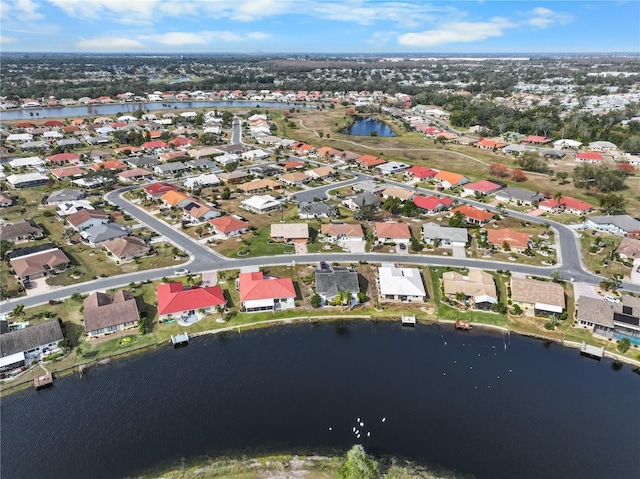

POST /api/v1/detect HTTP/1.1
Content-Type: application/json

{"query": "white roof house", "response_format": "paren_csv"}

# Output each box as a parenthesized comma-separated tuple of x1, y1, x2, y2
(241, 149, 271, 161)
(9, 156, 44, 168)
(378, 264, 426, 301)
(214, 153, 240, 166)
(6, 172, 49, 188)
(553, 139, 582, 149)
(183, 173, 221, 190)
(240, 195, 281, 214)
(6, 133, 33, 142)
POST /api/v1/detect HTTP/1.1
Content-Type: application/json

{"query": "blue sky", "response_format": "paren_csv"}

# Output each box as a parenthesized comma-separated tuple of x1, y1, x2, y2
(1, 1, 638, 53)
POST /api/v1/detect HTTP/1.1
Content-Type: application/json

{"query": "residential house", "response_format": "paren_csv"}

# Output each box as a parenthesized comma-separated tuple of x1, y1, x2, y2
(413, 195, 454, 214)
(588, 141, 617, 152)
(463, 180, 502, 196)
(81, 223, 130, 246)
(315, 267, 360, 304)
(381, 186, 415, 202)
(616, 237, 640, 260)
(495, 187, 543, 206)
(249, 165, 280, 178)
(182, 201, 221, 223)
(299, 201, 331, 219)
(377, 161, 409, 175)
(577, 296, 640, 342)
(157, 282, 226, 320)
(91, 160, 126, 172)
(342, 191, 381, 211)
(476, 138, 507, 150)
(141, 140, 169, 152)
(0, 320, 64, 372)
(214, 153, 241, 167)
(240, 195, 281, 214)
(66, 208, 110, 232)
(521, 135, 552, 145)
(355, 155, 386, 169)
(290, 142, 315, 156)
(320, 223, 365, 242)
(0, 219, 44, 243)
(103, 236, 151, 261)
(378, 264, 427, 302)
(315, 146, 342, 159)
(241, 149, 270, 162)
(126, 156, 160, 169)
(270, 223, 309, 243)
(118, 168, 154, 183)
(143, 182, 177, 199)
(452, 205, 494, 225)
(238, 178, 283, 194)
(511, 277, 565, 316)
(183, 173, 221, 190)
(280, 160, 305, 171)
(585, 215, 640, 237)
(421, 223, 468, 247)
(575, 152, 604, 163)
(279, 172, 311, 186)
(553, 139, 582, 149)
(238, 271, 296, 312)
(56, 200, 94, 217)
(375, 222, 411, 244)
(487, 228, 531, 252)
(442, 270, 497, 310)
(208, 216, 250, 238)
(160, 190, 192, 209)
(6, 172, 49, 188)
(50, 166, 85, 180)
(46, 188, 85, 205)
(154, 162, 187, 176)
(0, 192, 13, 207)
(9, 156, 45, 169)
(8, 244, 71, 281)
(539, 196, 594, 215)
(434, 171, 468, 189)
(83, 290, 140, 337)
(185, 158, 216, 170)
(405, 165, 438, 180)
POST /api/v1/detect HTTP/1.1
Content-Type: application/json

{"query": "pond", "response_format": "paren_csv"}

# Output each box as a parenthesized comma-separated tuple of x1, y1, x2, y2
(344, 117, 396, 136)
(1, 321, 638, 479)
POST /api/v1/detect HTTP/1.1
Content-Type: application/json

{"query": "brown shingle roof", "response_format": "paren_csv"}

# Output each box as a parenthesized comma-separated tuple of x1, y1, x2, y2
(83, 290, 139, 333)
(9, 248, 71, 278)
(0, 219, 43, 241)
(102, 236, 150, 260)
(510, 277, 565, 309)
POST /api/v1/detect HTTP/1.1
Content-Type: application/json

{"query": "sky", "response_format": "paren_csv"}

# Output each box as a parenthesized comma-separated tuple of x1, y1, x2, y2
(0, 0, 639, 54)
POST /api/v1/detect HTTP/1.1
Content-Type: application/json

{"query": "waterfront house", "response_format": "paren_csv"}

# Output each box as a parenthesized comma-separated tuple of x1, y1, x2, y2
(0, 320, 64, 372)
(83, 290, 140, 337)
(442, 270, 497, 310)
(157, 282, 226, 321)
(378, 264, 427, 302)
(315, 267, 360, 305)
(577, 296, 640, 342)
(510, 277, 565, 316)
(238, 271, 296, 312)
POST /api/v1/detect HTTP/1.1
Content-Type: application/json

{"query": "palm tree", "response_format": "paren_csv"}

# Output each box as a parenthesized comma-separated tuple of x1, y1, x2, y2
(10, 303, 25, 318)
(553, 191, 564, 208)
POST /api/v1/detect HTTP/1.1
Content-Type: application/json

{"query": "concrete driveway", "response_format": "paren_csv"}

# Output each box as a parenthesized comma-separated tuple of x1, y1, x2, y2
(452, 245, 467, 259)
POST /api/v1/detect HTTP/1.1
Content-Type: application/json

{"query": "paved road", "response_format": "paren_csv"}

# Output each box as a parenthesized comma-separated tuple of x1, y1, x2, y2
(230, 118, 243, 145)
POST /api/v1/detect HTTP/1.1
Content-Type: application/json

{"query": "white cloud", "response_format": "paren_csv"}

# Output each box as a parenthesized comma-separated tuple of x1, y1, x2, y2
(0, 34, 16, 44)
(0, 1, 12, 19)
(312, 1, 445, 27)
(526, 7, 572, 29)
(14, 0, 42, 20)
(366, 31, 398, 44)
(246, 31, 270, 40)
(74, 37, 145, 51)
(141, 30, 267, 45)
(398, 18, 514, 47)
(47, 0, 158, 24)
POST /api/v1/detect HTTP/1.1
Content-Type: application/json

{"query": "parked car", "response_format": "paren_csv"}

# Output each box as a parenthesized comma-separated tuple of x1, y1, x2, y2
(399, 243, 407, 250)
(173, 268, 190, 275)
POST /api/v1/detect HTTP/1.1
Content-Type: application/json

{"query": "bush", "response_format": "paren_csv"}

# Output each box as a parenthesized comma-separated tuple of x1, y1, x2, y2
(357, 292, 366, 303)
(310, 293, 322, 308)
(617, 337, 631, 354)
(42, 210, 53, 217)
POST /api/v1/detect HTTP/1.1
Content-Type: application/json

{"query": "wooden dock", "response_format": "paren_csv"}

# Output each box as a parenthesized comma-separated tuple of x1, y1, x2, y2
(455, 319, 472, 330)
(171, 332, 190, 348)
(34, 372, 53, 390)
(401, 315, 416, 327)
(580, 341, 604, 360)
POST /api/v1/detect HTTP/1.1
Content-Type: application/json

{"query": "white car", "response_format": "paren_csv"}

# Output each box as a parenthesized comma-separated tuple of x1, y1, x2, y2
(603, 295, 620, 304)
(173, 268, 190, 275)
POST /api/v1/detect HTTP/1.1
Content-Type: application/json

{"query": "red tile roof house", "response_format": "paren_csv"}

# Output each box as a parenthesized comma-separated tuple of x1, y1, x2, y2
(475, 138, 507, 150)
(405, 165, 438, 180)
(463, 180, 502, 196)
(521, 135, 552, 145)
(142, 182, 177, 199)
(487, 228, 531, 252)
(46, 152, 80, 165)
(141, 140, 169, 152)
(157, 282, 226, 321)
(50, 166, 85, 179)
(413, 195, 454, 214)
(575, 152, 604, 163)
(238, 271, 297, 313)
(208, 216, 250, 238)
(434, 171, 468, 189)
(538, 197, 595, 215)
(355, 155, 386, 169)
(290, 142, 315, 156)
(452, 205, 494, 225)
(375, 222, 411, 244)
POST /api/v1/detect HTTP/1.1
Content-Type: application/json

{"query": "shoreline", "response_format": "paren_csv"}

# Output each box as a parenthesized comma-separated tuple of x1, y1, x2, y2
(3, 314, 638, 397)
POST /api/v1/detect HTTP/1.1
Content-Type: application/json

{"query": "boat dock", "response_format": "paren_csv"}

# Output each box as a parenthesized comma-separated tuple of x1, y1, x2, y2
(34, 372, 53, 390)
(401, 315, 416, 327)
(455, 319, 472, 330)
(580, 341, 604, 360)
(171, 332, 190, 348)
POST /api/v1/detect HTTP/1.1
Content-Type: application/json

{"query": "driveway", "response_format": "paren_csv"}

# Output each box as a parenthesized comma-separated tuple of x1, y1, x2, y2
(340, 239, 366, 253)
(451, 245, 467, 259)
(294, 242, 308, 254)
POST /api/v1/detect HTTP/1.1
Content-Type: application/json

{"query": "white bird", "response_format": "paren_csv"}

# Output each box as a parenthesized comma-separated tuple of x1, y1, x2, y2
(509, 369, 513, 373)
(470, 367, 473, 370)
(360, 422, 364, 427)
(443, 373, 446, 376)
(357, 417, 360, 422)
(382, 417, 386, 422)
(355, 429, 360, 435)
(367, 432, 371, 437)
(329, 427, 332, 431)
(353, 427, 356, 432)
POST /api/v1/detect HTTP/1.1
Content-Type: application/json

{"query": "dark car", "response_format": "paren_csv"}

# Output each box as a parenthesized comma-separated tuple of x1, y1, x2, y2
(399, 243, 406, 250)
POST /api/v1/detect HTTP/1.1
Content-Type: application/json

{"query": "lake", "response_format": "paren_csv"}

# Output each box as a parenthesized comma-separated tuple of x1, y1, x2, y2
(0, 101, 311, 121)
(1, 321, 638, 479)
(344, 117, 397, 136)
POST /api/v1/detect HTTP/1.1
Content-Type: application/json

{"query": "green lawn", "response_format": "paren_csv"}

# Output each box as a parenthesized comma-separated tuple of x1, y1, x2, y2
(578, 233, 630, 278)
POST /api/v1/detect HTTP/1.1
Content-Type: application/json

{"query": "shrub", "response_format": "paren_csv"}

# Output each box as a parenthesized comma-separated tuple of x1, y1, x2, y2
(310, 293, 321, 308)
(357, 292, 366, 304)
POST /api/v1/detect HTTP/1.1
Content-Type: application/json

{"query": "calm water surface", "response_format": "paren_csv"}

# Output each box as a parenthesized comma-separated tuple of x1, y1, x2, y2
(344, 117, 396, 136)
(0, 101, 310, 121)
(1, 321, 638, 479)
